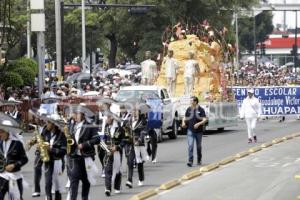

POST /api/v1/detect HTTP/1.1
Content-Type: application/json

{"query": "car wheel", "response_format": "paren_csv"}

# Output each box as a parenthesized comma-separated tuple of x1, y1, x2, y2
(217, 127, 224, 132)
(169, 120, 178, 139)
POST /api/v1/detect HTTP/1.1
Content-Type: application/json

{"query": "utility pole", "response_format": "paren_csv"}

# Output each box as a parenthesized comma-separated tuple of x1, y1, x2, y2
(55, 0, 62, 79)
(27, 0, 31, 58)
(253, 13, 257, 73)
(82, 0, 87, 72)
(235, 11, 240, 70)
(30, 0, 46, 96)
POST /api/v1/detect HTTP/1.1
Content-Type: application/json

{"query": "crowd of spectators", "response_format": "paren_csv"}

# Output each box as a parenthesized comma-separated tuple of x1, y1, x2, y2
(231, 62, 300, 86)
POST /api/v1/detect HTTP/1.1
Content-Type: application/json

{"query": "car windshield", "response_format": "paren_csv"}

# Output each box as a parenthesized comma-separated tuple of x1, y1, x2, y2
(115, 90, 159, 101)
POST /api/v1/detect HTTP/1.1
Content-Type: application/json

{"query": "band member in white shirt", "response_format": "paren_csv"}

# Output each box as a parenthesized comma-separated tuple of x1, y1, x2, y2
(184, 51, 200, 96)
(0, 113, 28, 200)
(240, 88, 262, 143)
(141, 51, 158, 85)
(164, 50, 179, 97)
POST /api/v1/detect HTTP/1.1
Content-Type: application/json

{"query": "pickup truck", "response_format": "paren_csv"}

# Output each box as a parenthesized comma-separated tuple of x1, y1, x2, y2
(113, 85, 180, 142)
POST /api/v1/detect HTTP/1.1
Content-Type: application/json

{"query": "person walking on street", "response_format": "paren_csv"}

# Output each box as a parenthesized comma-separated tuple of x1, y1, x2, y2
(240, 88, 261, 143)
(181, 96, 207, 167)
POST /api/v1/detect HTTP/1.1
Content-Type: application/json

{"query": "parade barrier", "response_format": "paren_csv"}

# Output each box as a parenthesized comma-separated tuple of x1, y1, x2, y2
(131, 132, 300, 200)
(232, 86, 300, 116)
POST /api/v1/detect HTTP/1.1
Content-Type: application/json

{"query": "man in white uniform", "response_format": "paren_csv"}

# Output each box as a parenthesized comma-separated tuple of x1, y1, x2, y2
(164, 50, 179, 97)
(184, 51, 200, 96)
(240, 88, 261, 143)
(141, 51, 158, 85)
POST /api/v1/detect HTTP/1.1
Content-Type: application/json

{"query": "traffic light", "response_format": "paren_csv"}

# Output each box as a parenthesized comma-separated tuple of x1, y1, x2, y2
(261, 43, 266, 55)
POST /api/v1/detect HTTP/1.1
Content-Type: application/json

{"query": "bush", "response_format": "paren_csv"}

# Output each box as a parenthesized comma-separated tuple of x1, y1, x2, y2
(12, 67, 36, 86)
(10, 58, 38, 74)
(2, 72, 24, 88)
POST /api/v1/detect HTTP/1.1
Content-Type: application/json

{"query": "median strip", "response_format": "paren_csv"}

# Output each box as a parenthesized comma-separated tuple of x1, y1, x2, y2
(219, 156, 236, 165)
(261, 142, 273, 148)
(235, 151, 250, 159)
(249, 146, 262, 153)
(130, 189, 158, 200)
(199, 163, 219, 172)
(181, 170, 202, 181)
(282, 135, 293, 140)
(272, 138, 284, 144)
(295, 175, 300, 179)
(159, 179, 181, 190)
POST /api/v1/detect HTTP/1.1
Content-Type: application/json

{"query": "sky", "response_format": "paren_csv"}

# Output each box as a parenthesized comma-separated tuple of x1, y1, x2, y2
(270, 0, 300, 29)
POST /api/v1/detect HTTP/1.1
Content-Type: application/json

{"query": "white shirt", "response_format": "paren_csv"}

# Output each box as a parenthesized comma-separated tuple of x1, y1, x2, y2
(141, 59, 157, 79)
(165, 57, 179, 79)
(240, 96, 261, 118)
(75, 121, 84, 144)
(184, 59, 198, 78)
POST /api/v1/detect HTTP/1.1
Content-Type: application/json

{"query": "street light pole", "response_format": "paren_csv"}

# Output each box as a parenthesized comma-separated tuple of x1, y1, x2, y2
(294, 10, 298, 71)
(27, 0, 31, 58)
(55, 0, 62, 78)
(82, 0, 86, 72)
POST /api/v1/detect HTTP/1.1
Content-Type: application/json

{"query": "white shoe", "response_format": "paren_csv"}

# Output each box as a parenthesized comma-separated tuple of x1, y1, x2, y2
(126, 181, 133, 188)
(152, 158, 157, 163)
(101, 170, 105, 178)
(138, 180, 144, 186)
(65, 179, 70, 188)
(32, 192, 40, 197)
(115, 190, 121, 194)
(146, 155, 150, 161)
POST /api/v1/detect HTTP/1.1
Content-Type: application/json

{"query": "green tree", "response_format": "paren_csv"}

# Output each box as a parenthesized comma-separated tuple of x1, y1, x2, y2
(238, 11, 273, 52)
(10, 57, 38, 73)
(12, 67, 35, 86)
(1, 71, 24, 87)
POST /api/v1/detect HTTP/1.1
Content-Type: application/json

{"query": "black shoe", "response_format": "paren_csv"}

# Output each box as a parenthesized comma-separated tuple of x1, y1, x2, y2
(253, 136, 257, 143)
(187, 162, 192, 167)
(248, 138, 252, 143)
(105, 189, 111, 197)
(197, 161, 202, 166)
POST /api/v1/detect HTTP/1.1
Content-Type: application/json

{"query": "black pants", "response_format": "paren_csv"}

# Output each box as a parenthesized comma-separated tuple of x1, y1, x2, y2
(68, 157, 90, 200)
(44, 161, 62, 200)
(125, 144, 135, 183)
(0, 177, 23, 200)
(126, 145, 144, 182)
(97, 145, 106, 170)
(146, 129, 157, 161)
(34, 151, 43, 193)
(104, 153, 122, 191)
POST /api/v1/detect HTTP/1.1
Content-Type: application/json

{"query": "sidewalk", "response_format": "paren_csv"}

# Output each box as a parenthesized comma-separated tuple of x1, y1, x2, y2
(152, 137, 300, 200)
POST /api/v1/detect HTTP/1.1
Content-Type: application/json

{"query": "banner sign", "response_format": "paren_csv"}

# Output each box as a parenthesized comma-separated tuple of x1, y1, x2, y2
(232, 86, 300, 116)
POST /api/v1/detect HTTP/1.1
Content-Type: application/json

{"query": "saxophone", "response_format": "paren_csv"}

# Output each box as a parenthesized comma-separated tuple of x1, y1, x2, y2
(64, 124, 74, 155)
(35, 126, 50, 162)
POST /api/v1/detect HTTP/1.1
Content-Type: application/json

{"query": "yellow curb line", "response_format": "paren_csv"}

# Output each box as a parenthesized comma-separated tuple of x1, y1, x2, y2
(219, 156, 236, 165)
(298, 195, 300, 200)
(130, 189, 158, 200)
(159, 179, 181, 190)
(261, 142, 273, 148)
(249, 146, 262, 153)
(199, 163, 219, 172)
(181, 170, 202, 181)
(272, 138, 284, 144)
(235, 151, 250, 159)
(282, 135, 293, 140)
(295, 175, 300, 179)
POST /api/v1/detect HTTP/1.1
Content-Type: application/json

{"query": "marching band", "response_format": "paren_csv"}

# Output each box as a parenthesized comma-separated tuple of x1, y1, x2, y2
(0, 97, 161, 199)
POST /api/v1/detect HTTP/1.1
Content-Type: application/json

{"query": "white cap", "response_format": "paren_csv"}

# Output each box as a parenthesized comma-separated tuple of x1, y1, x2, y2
(248, 88, 254, 93)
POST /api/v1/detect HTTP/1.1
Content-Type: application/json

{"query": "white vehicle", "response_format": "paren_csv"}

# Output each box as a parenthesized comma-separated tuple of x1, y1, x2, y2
(114, 85, 180, 142)
(177, 96, 238, 132)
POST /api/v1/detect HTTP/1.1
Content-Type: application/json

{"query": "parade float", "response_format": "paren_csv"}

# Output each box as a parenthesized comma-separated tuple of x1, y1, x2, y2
(156, 22, 238, 130)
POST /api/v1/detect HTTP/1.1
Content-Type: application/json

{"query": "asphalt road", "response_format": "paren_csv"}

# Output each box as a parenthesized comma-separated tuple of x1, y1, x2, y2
(21, 117, 300, 200)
